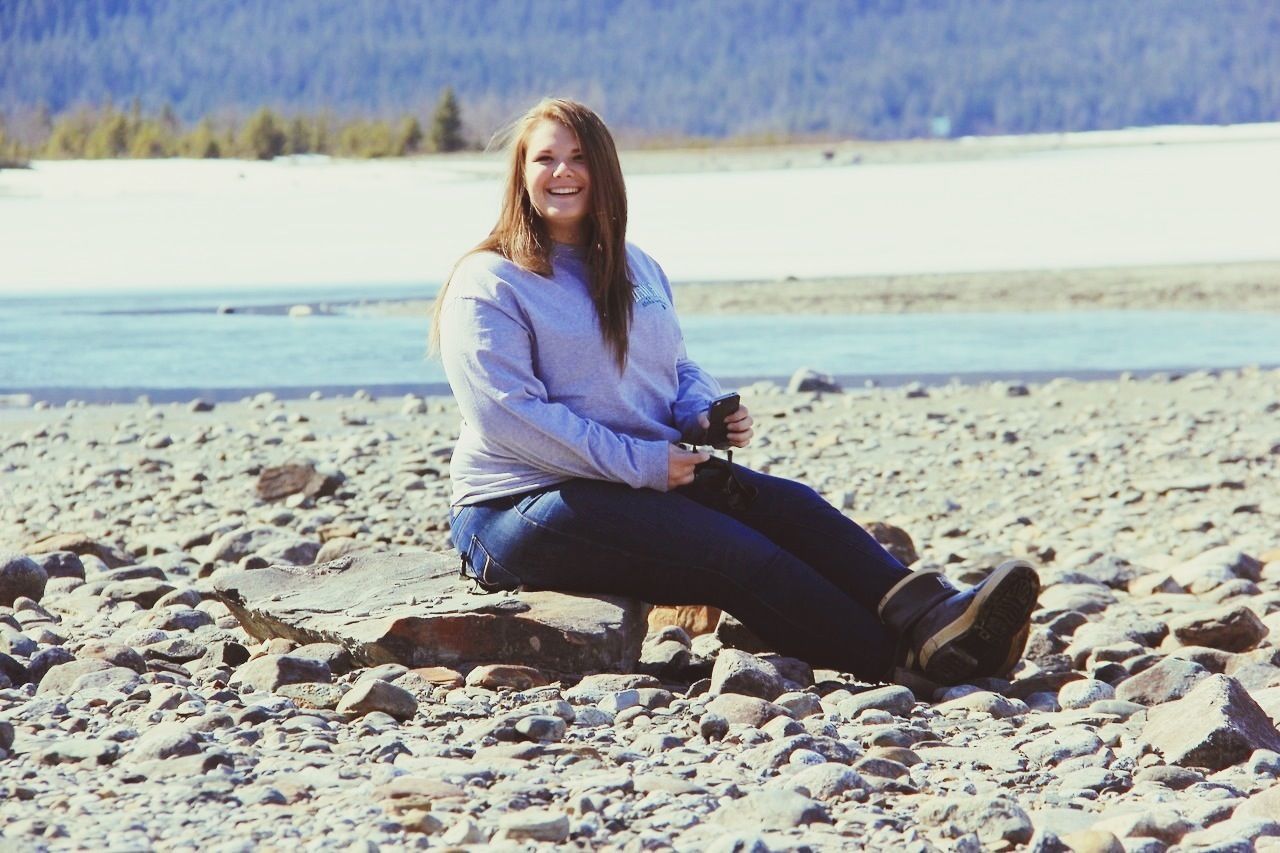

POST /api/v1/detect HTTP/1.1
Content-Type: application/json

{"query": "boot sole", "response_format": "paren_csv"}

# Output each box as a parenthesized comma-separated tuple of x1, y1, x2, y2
(920, 560, 1040, 684)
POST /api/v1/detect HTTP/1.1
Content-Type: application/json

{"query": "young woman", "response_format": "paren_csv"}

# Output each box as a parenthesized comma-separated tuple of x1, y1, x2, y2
(432, 98, 1039, 687)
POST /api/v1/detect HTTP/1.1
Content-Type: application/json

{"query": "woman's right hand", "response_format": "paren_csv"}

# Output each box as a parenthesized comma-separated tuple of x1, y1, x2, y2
(668, 444, 710, 490)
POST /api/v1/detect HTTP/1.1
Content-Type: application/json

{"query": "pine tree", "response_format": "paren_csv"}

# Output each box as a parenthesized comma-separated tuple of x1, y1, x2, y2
(429, 87, 464, 153)
(240, 108, 286, 160)
(396, 116, 424, 155)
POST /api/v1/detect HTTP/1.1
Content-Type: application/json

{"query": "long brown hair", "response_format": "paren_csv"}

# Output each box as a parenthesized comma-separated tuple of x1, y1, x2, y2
(430, 98, 633, 369)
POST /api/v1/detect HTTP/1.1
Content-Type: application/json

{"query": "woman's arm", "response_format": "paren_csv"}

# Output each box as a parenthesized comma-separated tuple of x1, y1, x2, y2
(440, 292, 672, 491)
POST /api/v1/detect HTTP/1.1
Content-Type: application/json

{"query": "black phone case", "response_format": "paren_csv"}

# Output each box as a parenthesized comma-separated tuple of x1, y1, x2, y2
(706, 395, 739, 448)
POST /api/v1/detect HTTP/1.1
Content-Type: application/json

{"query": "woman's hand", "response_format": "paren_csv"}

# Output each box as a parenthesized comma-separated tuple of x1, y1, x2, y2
(698, 404, 754, 448)
(668, 444, 709, 489)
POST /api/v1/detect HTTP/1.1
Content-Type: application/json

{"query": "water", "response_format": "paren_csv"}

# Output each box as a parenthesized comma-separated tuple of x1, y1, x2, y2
(3, 288, 1278, 403)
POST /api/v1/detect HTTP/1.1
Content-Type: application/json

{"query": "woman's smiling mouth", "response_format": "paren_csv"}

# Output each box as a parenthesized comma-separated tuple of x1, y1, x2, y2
(548, 187, 582, 196)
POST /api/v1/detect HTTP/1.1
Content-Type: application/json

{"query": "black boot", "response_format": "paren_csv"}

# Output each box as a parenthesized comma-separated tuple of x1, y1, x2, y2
(878, 560, 1040, 685)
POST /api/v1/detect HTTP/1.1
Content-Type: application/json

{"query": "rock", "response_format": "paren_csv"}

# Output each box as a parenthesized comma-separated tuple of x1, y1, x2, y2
(255, 462, 344, 502)
(710, 649, 785, 700)
(465, 664, 549, 690)
(1140, 674, 1280, 770)
(700, 713, 730, 741)
(214, 551, 649, 674)
(26, 647, 74, 684)
(100, 578, 177, 609)
(33, 551, 85, 580)
(1059, 830, 1125, 853)
(1115, 656, 1210, 706)
(24, 533, 132, 568)
(38, 658, 112, 694)
(705, 694, 790, 727)
(337, 679, 418, 721)
(647, 604, 721, 636)
(408, 666, 464, 688)
(837, 685, 916, 718)
(565, 673, 660, 703)
(1168, 604, 1268, 652)
(291, 642, 354, 675)
(314, 537, 371, 564)
(787, 368, 841, 394)
(0, 552, 47, 605)
(208, 526, 314, 565)
(915, 796, 1034, 847)
(130, 723, 201, 761)
(231, 654, 332, 692)
(1059, 679, 1116, 710)
(1090, 808, 1193, 844)
(38, 737, 120, 766)
(714, 611, 773, 654)
(862, 521, 919, 566)
(514, 715, 567, 742)
(276, 682, 347, 710)
(495, 811, 570, 843)
(713, 789, 831, 830)
(1019, 726, 1104, 766)
(1234, 784, 1280, 821)
(934, 690, 1026, 718)
(1171, 548, 1263, 591)
(785, 764, 868, 800)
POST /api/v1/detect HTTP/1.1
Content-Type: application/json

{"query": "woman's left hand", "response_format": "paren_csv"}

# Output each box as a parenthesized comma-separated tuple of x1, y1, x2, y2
(698, 404, 754, 448)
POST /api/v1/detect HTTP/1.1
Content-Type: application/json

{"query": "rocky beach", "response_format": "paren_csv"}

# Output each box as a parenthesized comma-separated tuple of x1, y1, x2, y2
(3, 363, 1280, 851)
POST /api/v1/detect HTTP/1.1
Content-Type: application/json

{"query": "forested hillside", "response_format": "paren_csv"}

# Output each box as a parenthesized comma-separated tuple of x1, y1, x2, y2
(2, 0, 1277, 141)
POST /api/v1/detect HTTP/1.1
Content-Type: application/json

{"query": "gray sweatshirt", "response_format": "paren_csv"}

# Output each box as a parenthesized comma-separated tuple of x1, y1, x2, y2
(439, 242, 722, 506)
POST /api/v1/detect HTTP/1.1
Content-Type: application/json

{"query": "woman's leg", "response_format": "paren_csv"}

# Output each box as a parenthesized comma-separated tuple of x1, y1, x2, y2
(677, 463, 910, 611)
(449, 480, 896, 680)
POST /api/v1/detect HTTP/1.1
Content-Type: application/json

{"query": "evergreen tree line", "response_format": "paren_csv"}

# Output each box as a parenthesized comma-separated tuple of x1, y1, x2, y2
(0, 88, 466, 165)
(2, 0, 1277, 147)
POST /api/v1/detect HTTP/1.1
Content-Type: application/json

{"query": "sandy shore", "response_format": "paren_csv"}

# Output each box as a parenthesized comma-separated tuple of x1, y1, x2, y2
(345, 259, 1280, 318)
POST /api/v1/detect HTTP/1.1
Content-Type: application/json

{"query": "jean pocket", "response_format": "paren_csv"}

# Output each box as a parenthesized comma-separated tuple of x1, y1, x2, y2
(464, 534, 522, 592)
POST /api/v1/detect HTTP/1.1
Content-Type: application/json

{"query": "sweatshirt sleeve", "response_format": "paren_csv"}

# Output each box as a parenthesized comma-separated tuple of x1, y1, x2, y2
(439, 274, 672, 492)
(650, 259, 723, 443)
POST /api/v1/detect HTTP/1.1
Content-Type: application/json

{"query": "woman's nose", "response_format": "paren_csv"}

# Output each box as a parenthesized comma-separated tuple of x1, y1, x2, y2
(553, 160, 573, 177)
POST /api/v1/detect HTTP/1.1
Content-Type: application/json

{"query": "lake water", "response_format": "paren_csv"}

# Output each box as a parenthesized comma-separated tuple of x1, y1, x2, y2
(2, 287, 1278, 403)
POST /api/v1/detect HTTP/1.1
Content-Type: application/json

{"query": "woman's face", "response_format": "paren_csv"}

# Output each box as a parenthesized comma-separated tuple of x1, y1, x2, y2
(523, 119, 590, 244)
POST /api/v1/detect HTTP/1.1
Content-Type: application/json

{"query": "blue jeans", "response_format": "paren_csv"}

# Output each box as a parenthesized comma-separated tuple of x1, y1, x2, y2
(448, 463, 910, 680)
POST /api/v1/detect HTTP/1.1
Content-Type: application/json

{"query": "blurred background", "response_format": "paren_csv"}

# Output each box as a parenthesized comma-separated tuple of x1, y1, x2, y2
(2, 0, 1278, 401)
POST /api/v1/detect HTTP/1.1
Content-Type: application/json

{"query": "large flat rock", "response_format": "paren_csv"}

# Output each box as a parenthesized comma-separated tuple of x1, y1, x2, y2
(212, 550, 648, 675)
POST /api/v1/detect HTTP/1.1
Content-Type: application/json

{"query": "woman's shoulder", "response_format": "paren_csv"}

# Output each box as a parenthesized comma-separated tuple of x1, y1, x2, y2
(625, 242, 671, 290)
(448, 251, 526, 299)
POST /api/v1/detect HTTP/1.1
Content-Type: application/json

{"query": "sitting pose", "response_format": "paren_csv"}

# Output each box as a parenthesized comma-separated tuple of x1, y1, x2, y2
(432, 98, 1039, 686)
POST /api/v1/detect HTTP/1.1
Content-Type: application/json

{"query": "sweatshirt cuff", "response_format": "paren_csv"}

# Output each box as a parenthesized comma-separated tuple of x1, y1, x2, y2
(674, 399, 711, 444)
(639, 440, 671, 492)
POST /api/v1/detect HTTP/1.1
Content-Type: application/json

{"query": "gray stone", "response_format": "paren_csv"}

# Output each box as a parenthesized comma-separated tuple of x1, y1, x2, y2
(24, 533, 132, 568)
(837, 685, 915, 718)
(291, 642, 355, 675)
(785, 764, 868, 800)
(710, 649, 785, 700)
(100, 578, 177, 608)
(336, 678, 418, 721)
(33, 551, 85, 580)
(38, 658, 112, 694)
(713, 789, 831, 830)
(705, 694, 791, 727)
(514, 714, 567, 742)
(1168, 604, 1268, 652)
(1059, 678, 1116, 710)
(915, 796, 1035, 847)
(495, 811, 570, 843)
(1019, 726, 1104, 766)
(78, 641, 147, 674)
(275, 682, 347, 710)
(1116, 656, 1210, 705)
(1140, 674, 1280, 770)
(787, 368, 841, 394)
(232, 654, 332, 692)
(214, 551, 649, 673)
(0, 552, 47, 605)
(565, 673, 660, 703)
(700, 712, 730, 741)
(37, 736, 119, 766)
(1090, 807, 1193, 844)
(934, 690, 1026, 718)
(130, 723, 201, 761)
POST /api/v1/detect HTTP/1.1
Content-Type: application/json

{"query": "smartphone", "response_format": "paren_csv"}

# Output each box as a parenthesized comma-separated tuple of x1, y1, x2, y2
(705, 392, 740, 449)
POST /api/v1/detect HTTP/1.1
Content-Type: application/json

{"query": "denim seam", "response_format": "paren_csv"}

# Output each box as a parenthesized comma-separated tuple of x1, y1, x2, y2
(507, 505, 858, 640)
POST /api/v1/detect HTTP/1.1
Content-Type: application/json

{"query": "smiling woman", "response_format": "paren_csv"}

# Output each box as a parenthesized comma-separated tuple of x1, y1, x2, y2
(426, 97, 1040, 688)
